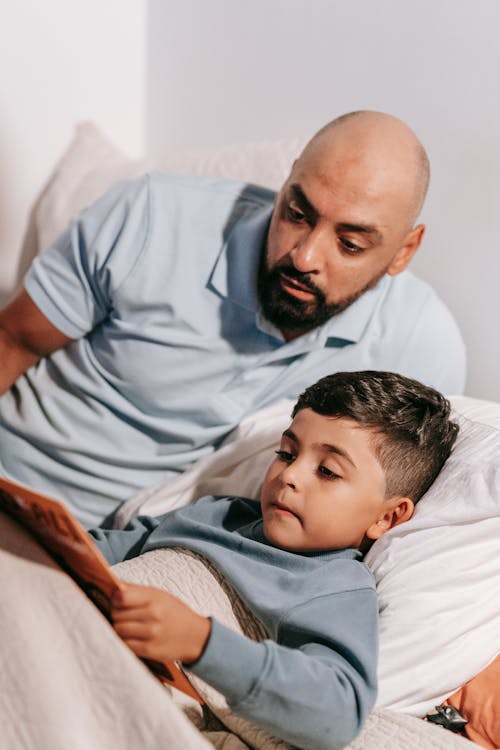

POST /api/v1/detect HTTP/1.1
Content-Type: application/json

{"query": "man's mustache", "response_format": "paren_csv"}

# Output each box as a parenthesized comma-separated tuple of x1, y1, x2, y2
(272, 263, 324, 299)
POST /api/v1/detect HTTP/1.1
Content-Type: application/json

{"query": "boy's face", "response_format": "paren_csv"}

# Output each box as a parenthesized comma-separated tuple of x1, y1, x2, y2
(260, 408, 408, 552)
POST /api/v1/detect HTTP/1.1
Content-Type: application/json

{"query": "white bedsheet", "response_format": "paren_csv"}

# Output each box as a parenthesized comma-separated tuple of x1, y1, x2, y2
(0, 513, 479, 750)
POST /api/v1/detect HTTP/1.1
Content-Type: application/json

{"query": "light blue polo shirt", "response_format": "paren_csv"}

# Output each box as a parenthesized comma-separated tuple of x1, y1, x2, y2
(0, 174, 466, 526)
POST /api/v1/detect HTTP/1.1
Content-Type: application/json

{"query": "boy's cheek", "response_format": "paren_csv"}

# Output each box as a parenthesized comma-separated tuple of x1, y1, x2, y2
(260, 464, 281, 503)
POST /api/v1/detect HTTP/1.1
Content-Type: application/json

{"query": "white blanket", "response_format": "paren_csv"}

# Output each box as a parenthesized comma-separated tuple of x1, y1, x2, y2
(0, 513, 479, 750)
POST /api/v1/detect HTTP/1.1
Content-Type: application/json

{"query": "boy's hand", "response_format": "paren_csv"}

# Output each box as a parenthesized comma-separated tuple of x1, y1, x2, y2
(111, 582, 211, 665)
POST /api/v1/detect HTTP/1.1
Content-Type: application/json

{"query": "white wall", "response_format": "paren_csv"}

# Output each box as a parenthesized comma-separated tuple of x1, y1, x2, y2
(1, 1, 498, 401)
(0, 0, 146, 300)
(147, 0, 500, 402)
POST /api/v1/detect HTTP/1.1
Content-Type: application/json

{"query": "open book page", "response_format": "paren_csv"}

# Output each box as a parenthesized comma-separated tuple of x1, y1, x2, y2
(0, 475, 202, 703)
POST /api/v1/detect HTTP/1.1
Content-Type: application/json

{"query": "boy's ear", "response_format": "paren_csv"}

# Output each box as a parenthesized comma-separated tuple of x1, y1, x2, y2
(365, 497, 415, 541)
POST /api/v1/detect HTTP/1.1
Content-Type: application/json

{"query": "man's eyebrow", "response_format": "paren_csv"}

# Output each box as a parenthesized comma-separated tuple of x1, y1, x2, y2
(282, 428, 356, 468)
(289, 184, 318, 219)
(336, 222, 383, 243)
(289, 184, 382, 242)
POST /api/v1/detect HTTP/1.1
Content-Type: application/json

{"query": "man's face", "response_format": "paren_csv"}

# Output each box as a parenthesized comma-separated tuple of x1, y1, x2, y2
(259, 143, 422, 339)
(260, 409, 392, 552)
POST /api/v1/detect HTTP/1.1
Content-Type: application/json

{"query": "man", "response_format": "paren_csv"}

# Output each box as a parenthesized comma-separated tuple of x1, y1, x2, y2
(0, 111, 466, 526)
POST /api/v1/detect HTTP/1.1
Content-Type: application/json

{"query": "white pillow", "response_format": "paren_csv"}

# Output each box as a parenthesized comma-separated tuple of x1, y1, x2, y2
(35, 123, 140, 252)
(35, 122, 305, 252)
(366, 396, 500, 716)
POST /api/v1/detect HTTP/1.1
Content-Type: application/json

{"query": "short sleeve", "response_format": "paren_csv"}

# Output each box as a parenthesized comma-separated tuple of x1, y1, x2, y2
(399, 293, 467, 395)
(24, 176, 151, 339)
(376, 272, 467, 396)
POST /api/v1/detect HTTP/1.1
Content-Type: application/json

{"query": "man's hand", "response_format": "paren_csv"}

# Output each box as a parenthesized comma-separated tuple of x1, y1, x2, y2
(111, 581, 212, 665)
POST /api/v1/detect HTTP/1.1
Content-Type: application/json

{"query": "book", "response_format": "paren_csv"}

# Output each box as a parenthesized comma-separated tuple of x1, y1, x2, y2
(0, 475, 203, 704)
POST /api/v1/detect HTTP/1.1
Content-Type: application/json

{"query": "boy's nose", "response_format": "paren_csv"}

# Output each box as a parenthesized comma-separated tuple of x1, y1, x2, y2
(279, 462, 299, 490)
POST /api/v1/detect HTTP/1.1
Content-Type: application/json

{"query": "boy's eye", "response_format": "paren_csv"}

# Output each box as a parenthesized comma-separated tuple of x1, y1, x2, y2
(275, 449, 295, 463)
(318, 465, 340, 480)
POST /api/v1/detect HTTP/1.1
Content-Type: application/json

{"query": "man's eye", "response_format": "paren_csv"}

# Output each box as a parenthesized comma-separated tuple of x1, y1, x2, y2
(318, 465, 340, 480)
(275, 449, 295, 463)
(339, 237, 364, 254)
(286, 205, 306, 223)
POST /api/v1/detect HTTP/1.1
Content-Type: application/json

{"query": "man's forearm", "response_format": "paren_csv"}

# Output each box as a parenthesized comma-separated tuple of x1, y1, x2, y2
(0, 289, 74, 396)
(0, 329, 40, 395)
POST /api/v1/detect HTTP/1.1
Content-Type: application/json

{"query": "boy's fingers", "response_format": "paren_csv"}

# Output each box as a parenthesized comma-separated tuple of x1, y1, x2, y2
(111, 602, 149, 620)
(111, 582, 155, 608)
(113, 620, 151, 640)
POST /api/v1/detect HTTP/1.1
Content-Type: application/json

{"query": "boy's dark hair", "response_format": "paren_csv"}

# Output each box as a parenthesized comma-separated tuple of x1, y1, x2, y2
(292, 370, 459, 502)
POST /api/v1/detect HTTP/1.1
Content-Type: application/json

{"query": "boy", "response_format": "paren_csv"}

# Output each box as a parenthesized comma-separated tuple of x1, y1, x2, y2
(90, 370, 459, 750)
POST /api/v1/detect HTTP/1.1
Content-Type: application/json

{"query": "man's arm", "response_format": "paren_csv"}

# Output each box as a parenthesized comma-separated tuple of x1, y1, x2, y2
(0, 289, 73, 395)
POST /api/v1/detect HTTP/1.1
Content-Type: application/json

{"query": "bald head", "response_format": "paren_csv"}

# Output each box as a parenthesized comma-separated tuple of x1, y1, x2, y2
(299, 111, 430, 225)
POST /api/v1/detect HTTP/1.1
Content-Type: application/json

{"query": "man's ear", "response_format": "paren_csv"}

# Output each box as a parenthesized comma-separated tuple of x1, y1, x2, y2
(365, 497, 415, 541)
(387, 224, 425, 276)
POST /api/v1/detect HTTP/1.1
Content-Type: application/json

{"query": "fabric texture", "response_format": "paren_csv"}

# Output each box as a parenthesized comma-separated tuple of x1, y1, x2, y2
(113, 545, 479, 750)
(91, 495, 378, 750)
(113, 395, 500, 719)
(0, 512, 480, 750)
(1, 172, 464, 526)
(0, 513, 212, 750)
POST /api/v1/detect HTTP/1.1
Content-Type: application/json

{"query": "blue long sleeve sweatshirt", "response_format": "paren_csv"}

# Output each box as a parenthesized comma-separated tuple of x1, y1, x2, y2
(90, 496, 378, 750)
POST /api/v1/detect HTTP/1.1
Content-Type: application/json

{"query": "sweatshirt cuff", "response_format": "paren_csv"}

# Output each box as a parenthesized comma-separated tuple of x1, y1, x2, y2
(186, 618, 267, 706)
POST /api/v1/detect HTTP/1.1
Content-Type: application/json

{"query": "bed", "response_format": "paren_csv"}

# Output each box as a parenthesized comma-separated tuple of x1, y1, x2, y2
(3, 124, 499, 749)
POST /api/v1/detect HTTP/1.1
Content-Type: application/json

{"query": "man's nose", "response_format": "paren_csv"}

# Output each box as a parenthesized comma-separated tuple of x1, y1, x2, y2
(289, 227, 329, 274)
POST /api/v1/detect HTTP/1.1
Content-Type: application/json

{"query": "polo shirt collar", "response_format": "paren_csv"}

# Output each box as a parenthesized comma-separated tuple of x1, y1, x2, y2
(258, 278, 389, 356)
(208, 202, 272, 312)
(321, 276, 389, 346)
(208, 202, 390, 347)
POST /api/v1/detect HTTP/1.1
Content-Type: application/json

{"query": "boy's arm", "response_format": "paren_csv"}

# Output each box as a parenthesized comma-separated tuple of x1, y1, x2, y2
(191, 586, 378, 750)
(109, 582, 377, 750)
(104, 545, 377, 749)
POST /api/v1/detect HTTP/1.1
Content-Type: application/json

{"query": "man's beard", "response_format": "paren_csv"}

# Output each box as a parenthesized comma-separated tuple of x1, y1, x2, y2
(257, 252, 386, 336)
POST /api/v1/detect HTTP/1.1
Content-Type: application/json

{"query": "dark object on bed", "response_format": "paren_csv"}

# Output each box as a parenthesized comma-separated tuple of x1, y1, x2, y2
(425, 705, 468, 734)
